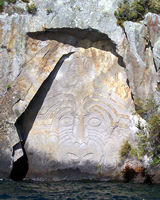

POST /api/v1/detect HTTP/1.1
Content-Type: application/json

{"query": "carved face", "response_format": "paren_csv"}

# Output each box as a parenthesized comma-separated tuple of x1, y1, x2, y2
(26, 48, 132, 168)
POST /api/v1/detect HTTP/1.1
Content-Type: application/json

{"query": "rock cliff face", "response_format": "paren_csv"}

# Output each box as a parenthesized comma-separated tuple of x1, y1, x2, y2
(0, 0, 160, 182)
(124, 13, 160, 100)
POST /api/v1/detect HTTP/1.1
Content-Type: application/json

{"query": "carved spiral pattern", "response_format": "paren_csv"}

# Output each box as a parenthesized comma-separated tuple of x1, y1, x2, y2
(26, 48, 133, 167)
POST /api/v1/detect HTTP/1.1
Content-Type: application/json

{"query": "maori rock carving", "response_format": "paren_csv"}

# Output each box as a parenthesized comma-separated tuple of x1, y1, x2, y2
(25, 47, 134, 179)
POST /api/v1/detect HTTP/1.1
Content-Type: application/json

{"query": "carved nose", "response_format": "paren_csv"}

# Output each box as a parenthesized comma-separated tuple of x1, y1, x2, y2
(73, 115, 84, 140)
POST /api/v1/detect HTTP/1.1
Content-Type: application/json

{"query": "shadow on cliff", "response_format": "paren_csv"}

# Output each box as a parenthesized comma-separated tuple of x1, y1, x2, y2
(27, 28, 125, 68)
(23, 150, 111, 181)
(10, 52, 74, 181)
(10, 28, 126, 181)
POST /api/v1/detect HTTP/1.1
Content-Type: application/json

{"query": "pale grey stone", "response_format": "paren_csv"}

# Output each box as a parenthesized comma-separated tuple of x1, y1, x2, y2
(0, 0, 160, 182)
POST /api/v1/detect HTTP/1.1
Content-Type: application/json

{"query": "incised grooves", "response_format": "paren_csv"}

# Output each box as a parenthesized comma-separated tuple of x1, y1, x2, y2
(11, 28, 127, 180)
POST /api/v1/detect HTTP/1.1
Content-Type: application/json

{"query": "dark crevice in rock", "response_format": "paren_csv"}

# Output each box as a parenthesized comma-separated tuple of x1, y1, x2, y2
(126, 78, 134, 100)
(10, 141, 28, 181)
(122, 165, 146, 183)
(144, 39, 158, 72)
(10, 52, 74, 181)
(27, 28, 112, 44)
(117, 55, 126, 68)
(144, 40, 152, 52)
(0, 45, 10, 52)
(15, 51, 74, 141)
(150, 45, 158, 72)
(122, 164, 152, 184)
(122, 165, 135, 183)
(131, 92, 134, 101)
(123, 28, 128, 42)
(153, 57, 158, 72)
(126, 78, 130, 88)
(27, 27, 126, 68)
(12, 141, 22, 156)
(144, 174, 152, 184)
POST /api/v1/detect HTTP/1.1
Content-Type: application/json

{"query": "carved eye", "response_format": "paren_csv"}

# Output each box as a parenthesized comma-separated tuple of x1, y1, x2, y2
(88, 117, 101, 127)
(59, 115, 74, 126)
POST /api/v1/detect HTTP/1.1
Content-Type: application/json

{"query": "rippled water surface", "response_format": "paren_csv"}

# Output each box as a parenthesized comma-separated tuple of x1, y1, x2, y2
(0, 180, 160, 200)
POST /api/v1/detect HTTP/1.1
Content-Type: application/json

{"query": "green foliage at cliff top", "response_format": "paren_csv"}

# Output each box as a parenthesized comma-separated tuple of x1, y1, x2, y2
(114, 0, 160, 26)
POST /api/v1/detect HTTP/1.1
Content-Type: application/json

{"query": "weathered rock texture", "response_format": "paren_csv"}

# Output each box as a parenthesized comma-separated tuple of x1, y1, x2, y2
(124, 13, 160, 100)
(24, 39, 133, 180)
(0, 0, 160, 182)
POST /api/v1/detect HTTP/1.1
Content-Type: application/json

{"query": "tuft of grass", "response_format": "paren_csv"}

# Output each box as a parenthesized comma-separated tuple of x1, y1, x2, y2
(135, 97, 158, 120)
(6, 83, 11, 90)
(77, 6, 81, 11)
(97, 164, 102, 175)
(0, 0, 30, 12)
(46, 8, 52, 15)
(26, 2, 37, 15)
(119, 140, 131, 161)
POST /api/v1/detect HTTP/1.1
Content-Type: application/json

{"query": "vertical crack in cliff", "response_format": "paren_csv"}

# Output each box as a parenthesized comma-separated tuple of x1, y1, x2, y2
(10, 28, 127, 180)
(148, 43, 158, 72)
(153, 56, 158, 72)
(10, 141, 28, 181)
(144, 36, 158, 72)
(10, 52, 74, 181)
(126, 78, 134, 100)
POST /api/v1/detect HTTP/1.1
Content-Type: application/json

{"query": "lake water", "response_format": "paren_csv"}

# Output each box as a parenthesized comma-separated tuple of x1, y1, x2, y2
(0, 180, 160, 200)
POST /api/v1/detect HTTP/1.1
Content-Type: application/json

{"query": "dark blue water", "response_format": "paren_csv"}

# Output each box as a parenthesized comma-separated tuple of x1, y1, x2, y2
(0, 180, 160, 200)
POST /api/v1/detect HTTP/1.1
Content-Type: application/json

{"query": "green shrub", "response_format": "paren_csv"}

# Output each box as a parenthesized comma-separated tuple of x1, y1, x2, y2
(6, 83, 11, 90)
(26, 2, 37, 15)
(0, 0, 30, 12)
(21, 0, 30, 3)
(0, 0, 5, 11)
(0, 0, 16, 12)
(119, 97, 160, 165)
(134, 97, 160, 165)
(135, 97, 158, 120)
(77, 6, 81, 11)
(152, 156, 160, 166)
(97, 164, 102, 175)
(6, 0, 16, 3)
(119, 140, 131, 161)
(114, 0, 160, 27)
(46, 8, 52, 15)
(149, 0, 160, 13)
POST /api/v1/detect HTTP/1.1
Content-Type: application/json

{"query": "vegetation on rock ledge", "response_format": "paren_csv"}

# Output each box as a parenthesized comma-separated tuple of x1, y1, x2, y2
(119, 140, 131, 161)
(114, 0, 160, 26)
(119, 97, 160, 166)
(26, 2, 37, 15)
(0, 0, 34, 13)
(135, 98, 160, 165)
(0, 0, 16, 11)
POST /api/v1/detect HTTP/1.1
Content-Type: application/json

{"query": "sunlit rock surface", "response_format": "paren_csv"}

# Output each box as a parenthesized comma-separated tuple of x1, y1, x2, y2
(0, 0, 160, 181)
(23, 45, 134, 180)
(124, 13, 160, 99)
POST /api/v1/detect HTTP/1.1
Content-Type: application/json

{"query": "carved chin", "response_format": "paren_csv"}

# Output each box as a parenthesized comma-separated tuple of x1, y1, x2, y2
(58, 140, 103, 164)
